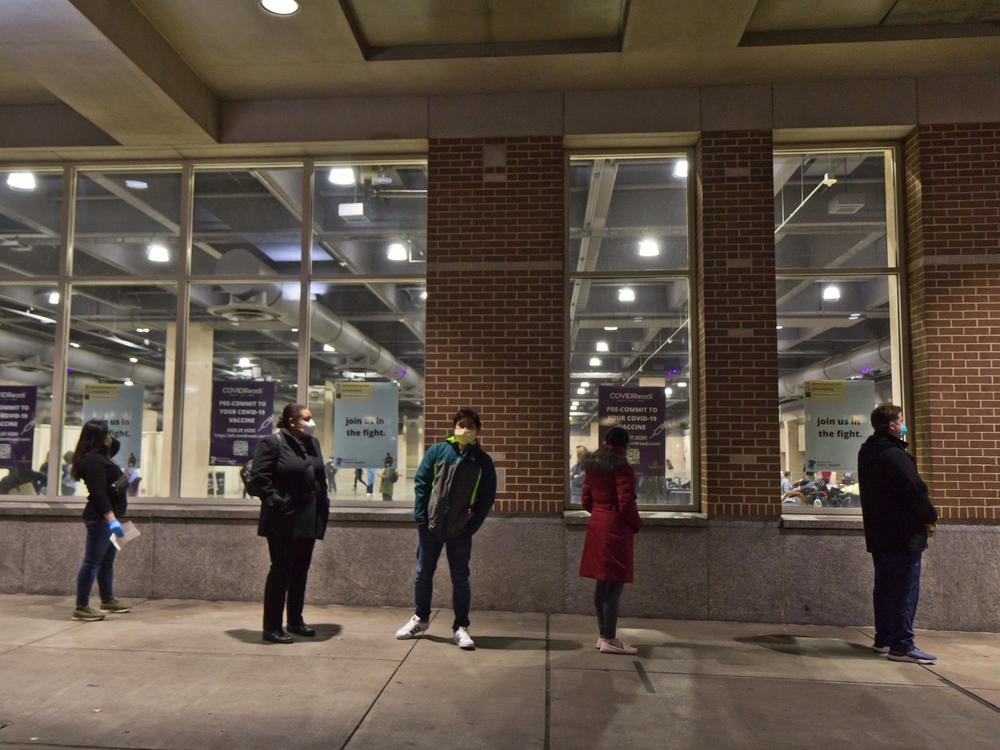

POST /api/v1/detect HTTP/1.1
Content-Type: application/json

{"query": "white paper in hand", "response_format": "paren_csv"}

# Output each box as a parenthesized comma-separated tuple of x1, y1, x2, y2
(109, 521, 141, 551)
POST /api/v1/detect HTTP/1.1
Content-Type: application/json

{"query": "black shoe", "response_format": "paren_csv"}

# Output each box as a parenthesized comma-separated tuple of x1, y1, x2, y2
(287, 622, 316, 637)
(263, 629, 294, 644)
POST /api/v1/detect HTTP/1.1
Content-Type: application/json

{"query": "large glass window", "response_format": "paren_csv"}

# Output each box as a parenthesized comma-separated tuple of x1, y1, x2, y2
(568, 154, 694, 509)
(0, 170, 63, 280)
(775, 148, 903, 511)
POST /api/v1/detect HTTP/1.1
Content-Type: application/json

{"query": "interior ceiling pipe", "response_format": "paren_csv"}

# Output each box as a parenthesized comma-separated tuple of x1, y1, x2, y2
(0, 329, 165, 388)
(213, 248, 423, 392)
(777, 338, 891, 401)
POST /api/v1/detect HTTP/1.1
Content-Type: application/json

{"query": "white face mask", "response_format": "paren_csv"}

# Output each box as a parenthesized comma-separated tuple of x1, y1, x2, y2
(299, 419, 316, 437)
(454, 427, 477, 446)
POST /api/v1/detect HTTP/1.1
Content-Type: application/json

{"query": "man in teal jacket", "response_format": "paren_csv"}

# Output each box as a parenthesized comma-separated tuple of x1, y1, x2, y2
(395, 408, 497, 649)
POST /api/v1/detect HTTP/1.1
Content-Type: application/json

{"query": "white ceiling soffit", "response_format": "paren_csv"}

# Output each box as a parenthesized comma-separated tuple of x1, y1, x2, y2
(742, 0, 1000, 46)
(339, 0, 630, 60)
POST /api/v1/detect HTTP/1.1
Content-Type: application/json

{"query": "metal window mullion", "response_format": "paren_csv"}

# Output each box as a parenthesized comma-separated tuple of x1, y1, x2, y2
(168, 163, 194, 500)
(297, 161, 314, 406)
(45, 166, 76, 497)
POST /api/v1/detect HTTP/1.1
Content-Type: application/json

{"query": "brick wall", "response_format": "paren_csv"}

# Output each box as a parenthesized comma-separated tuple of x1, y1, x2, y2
(696, 132, 780, 517)
(425, 137, 565, 514)
(905, 123, 1000, 521)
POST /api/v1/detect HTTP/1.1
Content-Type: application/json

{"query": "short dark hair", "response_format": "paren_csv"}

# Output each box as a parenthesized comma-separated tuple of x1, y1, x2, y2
(783, 471, 791, 478)
(453, 408, 481, 429)
(871, 403, 902, 430)
(278, 402, 307, 429)
(605, 426, 629, 447)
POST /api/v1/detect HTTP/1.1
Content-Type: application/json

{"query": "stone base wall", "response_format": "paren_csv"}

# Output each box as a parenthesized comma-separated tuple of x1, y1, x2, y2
(2, 513, 997, 632)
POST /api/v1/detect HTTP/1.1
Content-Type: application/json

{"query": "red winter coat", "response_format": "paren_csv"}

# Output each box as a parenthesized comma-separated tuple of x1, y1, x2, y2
(578, 445, 642, 583)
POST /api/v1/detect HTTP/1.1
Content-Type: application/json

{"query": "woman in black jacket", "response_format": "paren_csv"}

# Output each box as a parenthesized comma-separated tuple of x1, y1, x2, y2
(71, 420, 131, 621)
(250, 402, 331, 643)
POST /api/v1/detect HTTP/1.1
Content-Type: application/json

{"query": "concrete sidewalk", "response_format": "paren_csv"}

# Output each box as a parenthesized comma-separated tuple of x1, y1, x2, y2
(0, 595, 997, 749)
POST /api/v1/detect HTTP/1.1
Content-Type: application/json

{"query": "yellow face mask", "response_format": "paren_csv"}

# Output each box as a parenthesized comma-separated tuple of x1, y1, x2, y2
(454, 427, 477, 446)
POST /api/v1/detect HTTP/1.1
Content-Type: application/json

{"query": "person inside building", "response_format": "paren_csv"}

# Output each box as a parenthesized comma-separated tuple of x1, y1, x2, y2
(780, 471, 794, 497)
(379, 453, 399, 501)
(569, 444, 586, 504)
(858, 403, 938, 664)
(395, 408, 497, 650)
(579, 426, 643, 654)
(71, 420, 131, 621)
(250, 403, 331, 644)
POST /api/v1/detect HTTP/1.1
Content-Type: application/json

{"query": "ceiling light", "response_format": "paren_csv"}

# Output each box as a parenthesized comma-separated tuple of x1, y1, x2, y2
(6, 172, 36, 191)
(589, 357, 601, 367)
(136, 327, 150, 333)
(678, 381, 688, 388)
(618, 287, 635, 303)
(146, 243, 170, 263)
(290, 327, 298, 332)
(47, 291, 59, 305)
(821, 172, 838, 187)
(372, 167, 393, 186)
(328, 167, 355, 185)
(664, 387, 673, 397)
(603, 326, 618, 331)
(849, 313, 861, 319)
(260, 0, 299, 16)
(323, 343, 336, 352)
(571, 401, 579, 408)
(387, 242, 408, 261)
(69, 342, 80, 348)
(419, 290, 428, 300)
(238, 357, 251, 367)
(596, 341, 609, 352)
(125, 179, 148, 190)
(822, 285, 841, 301)
(776, 325, 783, 330)
(638, 239, 659, 257)
(577, 387, 586, 395)
(128, 356, 138, 364)
(581, 381, 590, 388)
(673, 159, 689, 179)
(123, 378, 134, 387)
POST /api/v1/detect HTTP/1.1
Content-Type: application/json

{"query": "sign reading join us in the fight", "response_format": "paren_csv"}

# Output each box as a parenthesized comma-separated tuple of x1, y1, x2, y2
(803, 379, 874, 472)
(83, 383, 144, 469)
(333, 381, 398, 469)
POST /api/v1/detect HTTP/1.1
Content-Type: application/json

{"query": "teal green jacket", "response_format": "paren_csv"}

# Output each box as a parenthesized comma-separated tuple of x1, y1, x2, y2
(414, 436, 497, 536)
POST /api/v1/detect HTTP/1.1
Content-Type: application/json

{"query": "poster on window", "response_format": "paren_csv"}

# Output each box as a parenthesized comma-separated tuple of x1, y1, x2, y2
(0, 385, 36, 469)
(803, 380, 875, 472)
(83, 383, 144, 469)
(597, 385, 666, 476)
(209, 380, 275, 466)
(333, 382, 398, 468)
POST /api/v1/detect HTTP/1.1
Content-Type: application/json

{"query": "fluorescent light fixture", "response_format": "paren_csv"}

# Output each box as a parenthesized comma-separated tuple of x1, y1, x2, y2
(290, 327, 299, 332)
(589, 357, 602, 367)
(328, 167, 355, 185)
(123, 378, 134, 387)
(580, 381, 590, 388)
(664, 387, 673, 397)
(47, 291, 59, 305)
(603, 326, 618, 331)
(338, 202, 364, 218)
(776, 325, 783, 330)
(146, 243, 169, 263)
(136, 327, 150, 333)
(323, 343, 336, 352)
(673, 159, 689, 178)
(595, 341, 609, 352)
(577, 387, 586, 395)
(387, 242, 408, 261)
(6, 172, 36, 191)
(238, 357, 251, 367)
(128, 356, 139, 364)
(260, 0, 299, 16)
(618, 287, 635, 303)
(849, 313, 861, 319)
(678, 381, 688, 388)
(571, 401, 579, 408)
(125, 179, 148, 190)
(69, 342, 80, 348)
(822, 285, 841, 301)
(638, 239, 659, 257)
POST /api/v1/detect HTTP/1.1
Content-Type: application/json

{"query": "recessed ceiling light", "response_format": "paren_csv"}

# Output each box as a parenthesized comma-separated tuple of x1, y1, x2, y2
(665, 387, 673, 397)
(677, 381, 688, 388)
(580, 381, 590, 388)
(387, 242, 408, 261)
(260, 0, 299, 16)
(577, 387, 586, 395)
(125, 179, 148, 190)
(618, 287, 635, 303)
(603, 326, 618, 331)
(6, 172, 36, 191)
(673, 159, 689, 179)
(328, 167, 355, 185)
(638, 239, 659, 257)
(596, 341, 609, 352)
(146, 243, 169, 263)
(589, 357, 601, 367)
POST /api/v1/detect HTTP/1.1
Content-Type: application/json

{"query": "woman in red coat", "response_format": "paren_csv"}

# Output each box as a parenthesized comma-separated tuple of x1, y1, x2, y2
(579, 426, 642, 654)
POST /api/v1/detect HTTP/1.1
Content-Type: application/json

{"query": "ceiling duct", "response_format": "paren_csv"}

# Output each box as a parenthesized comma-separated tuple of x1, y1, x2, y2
(778, 338, 891, 400)
(828, 193, 866, 214)
(212, 248, 423, 392)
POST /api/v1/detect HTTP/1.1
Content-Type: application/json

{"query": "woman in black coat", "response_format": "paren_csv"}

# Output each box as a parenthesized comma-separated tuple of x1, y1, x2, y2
(250, 402, 331, 643)
(71, 420, 131, 621)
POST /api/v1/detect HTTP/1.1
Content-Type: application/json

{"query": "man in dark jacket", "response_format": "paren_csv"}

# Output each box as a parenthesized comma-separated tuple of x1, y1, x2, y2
(858, 403, 938, 664)
(395, 408, 497, 650)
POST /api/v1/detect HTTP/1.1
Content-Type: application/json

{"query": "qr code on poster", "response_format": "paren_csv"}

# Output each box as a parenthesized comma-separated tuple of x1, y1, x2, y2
(233, 440, 249, 457)
(626, 447, 639, 464)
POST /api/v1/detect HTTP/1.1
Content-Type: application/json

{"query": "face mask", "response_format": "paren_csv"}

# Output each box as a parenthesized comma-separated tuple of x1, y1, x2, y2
(454, 427, 477, 446)
(299, 419, 316, 437)
(901, 423, 907, 438)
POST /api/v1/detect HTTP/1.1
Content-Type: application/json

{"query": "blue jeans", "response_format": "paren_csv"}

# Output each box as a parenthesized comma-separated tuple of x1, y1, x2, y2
(414, 525, 472, 631)
(76, 520, 116, 606)
(872, 550, 922, 652)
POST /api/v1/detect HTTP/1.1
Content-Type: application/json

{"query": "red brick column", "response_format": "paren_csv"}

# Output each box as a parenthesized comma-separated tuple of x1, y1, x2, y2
(904, 123, 1000, 521)
(696, 132, 780, 517)
(425, 137, 565, 514)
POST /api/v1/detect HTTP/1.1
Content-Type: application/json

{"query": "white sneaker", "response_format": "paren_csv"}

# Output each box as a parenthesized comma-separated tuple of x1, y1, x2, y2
(453, 626, 475, 649)
(395, 615, 429, 639)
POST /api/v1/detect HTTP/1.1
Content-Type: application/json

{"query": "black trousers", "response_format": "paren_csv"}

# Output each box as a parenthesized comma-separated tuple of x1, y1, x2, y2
(594, 580, 624, 639)
(263, 536, 315, 631)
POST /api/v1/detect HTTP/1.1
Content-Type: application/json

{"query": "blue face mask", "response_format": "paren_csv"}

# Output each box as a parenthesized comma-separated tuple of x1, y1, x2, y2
(901, 423, 907, 438)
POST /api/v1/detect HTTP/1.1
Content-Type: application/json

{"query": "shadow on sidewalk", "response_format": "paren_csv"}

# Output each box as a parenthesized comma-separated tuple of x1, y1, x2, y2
(225, 624, 343, 643)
